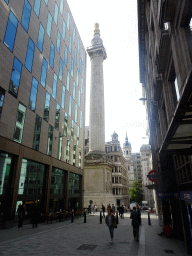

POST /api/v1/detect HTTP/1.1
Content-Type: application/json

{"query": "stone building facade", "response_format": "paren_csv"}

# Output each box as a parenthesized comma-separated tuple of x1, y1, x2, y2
(138, 0, 192, 253)
(105, 132, 129, 207)
(0, 0, 86, 227)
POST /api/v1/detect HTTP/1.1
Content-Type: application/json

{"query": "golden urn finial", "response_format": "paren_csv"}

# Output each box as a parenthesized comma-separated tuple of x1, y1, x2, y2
(94, 23, 100, 33)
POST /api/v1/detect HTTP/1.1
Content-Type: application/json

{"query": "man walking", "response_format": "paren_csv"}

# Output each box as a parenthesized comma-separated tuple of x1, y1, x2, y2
(130, 206, 141, 241)
(112, 204, 115, 214)
(102, 204, 105, 218)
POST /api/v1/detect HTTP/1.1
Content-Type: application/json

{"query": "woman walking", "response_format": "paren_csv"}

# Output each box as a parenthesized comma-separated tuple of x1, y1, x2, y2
(106, 209, 116, 244)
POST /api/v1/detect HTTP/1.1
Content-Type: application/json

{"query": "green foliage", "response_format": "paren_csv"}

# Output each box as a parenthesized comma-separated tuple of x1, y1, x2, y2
(129, 180, 143, 204)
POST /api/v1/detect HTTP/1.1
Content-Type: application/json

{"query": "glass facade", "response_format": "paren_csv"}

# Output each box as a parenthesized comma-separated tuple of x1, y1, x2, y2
(61, 86, 65, 109)
(4, 11, 18, 52)
(0, 153, 13, 195)
(49, 43, 55, 69)
(37, 23, 44, 53)
(9, 57, 22, 97)
(54, 3, 59, 25)
(71, 120, 74, 141)
(21, 0, 31, 32)
(55, 103, 60, 130)
(52, 73, 57, 99)
(59, 58, 63, 81)
(47, 125, 53, 155)
(64, 112, 68, 136)
(56, 30, 61, 53)
(67, 71, 70, 91)
(34, 0, 41, 17)
(18, 159, 45, 195)
(47, 12, 52, 37)
(29, 77, 38, 111)
(50, 167, 65, 195)
(0, 87, 5, 118)
(43, 92, 50, 122)
(13, 103, 26, 143)
(40, 58, 48, 87)
(69, 173, 80, 194)
(57, 133, 62, 160)
(25, 38, 35, 72)
(33, 115, 42, 150)
(66, 139, 70, 163)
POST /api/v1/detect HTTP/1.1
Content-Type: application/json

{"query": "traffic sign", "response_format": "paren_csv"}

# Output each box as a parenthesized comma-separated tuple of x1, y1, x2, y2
(147, 170, 158, 182)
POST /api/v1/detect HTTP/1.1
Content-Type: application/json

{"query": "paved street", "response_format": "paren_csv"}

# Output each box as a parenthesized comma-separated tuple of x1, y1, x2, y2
(0, 212, 188, 256)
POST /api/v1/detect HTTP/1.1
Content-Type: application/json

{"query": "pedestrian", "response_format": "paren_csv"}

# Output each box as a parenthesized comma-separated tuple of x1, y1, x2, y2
(130, 206, 141, 241)
(120, 205, 124, 218)
(102, 204, 105, 218)
(112, 204, 115, 214)
(18, 204, 24, 228)
(31, 204, 39, 228)
(107, 204, 112, 211)
(117, 205, 120, 216)
(95, 205, 97, 212)
(93, 205, 95, 214)
(88, 204, 91, 214)
(106, 209, 116, 244)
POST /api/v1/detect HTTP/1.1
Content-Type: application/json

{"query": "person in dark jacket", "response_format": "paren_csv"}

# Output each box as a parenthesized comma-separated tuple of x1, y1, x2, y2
(106, 209, 116, 244)
(102, 204, 105, 218)
(130, 206, 141, 241)
(31, 204, 39, 228)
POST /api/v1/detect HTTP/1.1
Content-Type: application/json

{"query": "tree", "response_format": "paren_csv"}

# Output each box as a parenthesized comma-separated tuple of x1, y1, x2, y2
(129, 180, 143, 204)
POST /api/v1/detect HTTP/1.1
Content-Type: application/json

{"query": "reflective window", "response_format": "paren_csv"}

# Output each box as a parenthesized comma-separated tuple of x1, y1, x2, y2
(43, 92, 50, 122)
(55, 103, 60, 130)
(4, 11, 18, 51)
(18, 159, 45, 195)
(71, 58, 74, 77)
(76, 69, 79, 86)
(40, 58, 47, 87)
(75, 48, 77, 65)
(79, 59, 82, 74)
(64, 46, 68, 66)
(69, 95, 72, 117)
(0, 153, 13, 195)
(81, 78, 83, 94)
(66, 139, 70, 163)
(67, 71, 70, 91)
(52, 73, 57, 99)
(77, 126, 79, 145)
(47, 125, 53, 155)
(49, 43, 55, 69)
(21, 0, 31, 32)
(25, 38, 35, 72)
(69, 36, 72, 53)
(29, 77, 38, 111)
(79, 149, 81, 168)
(64, 112, 68, 136)
(75, 104, 78, 123)
(0, 87, 5, 118)
(4, 0, 9, 4)
(33, 115, 42, 150)
(59, 58, 63, 81)
(57, 31, 61, 53)
(13, 103, 26, 143)
(57, 134, 63, 160)
(50, 168, 65, 194)
(80, 110, 82, 128)
(67, 13, 70, 30)
(47, 12, 52, 37)
(69, 173, 80, 194)
(34, 0, 41, 17)
(62, 21, 66, 40)
(73, 145, 76, 166)
(78, 39, 80, 53)
(60, 0, 64, 14)
(54, 3, 59, 25)
(9, 57, 22, 97)
(78, 90, 80, 107)
(71, 120, 74, 141)
(73, 82, 75, 100)
(37, 23, 44, 53)
(44, 0, 48, 5)
(73, 27, 76, 42)
(82, 50, 84, 63)
(61, 86, 65, 109)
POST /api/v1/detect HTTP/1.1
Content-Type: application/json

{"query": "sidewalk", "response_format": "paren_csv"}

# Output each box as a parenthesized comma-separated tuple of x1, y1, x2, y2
(0, 212, 189, 256)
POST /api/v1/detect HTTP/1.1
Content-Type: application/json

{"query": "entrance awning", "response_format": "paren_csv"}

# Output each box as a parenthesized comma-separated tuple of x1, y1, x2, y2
(160, 68, 192, 154)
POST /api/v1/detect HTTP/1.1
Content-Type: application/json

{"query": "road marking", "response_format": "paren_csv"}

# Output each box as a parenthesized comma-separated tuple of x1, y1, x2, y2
(138, 225, 145, 256)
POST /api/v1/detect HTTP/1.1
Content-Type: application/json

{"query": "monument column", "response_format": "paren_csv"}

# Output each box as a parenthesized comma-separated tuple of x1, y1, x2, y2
(87, 23, 107, 154)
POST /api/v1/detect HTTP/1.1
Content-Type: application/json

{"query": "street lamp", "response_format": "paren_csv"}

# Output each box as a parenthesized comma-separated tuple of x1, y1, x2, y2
(139, 98, 158, 106)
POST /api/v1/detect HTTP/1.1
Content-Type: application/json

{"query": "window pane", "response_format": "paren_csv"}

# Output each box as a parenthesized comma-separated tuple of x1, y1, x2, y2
(29, 77, 38, 111)
(60, 0, 64, 14)
(46, 12, 52, 37)
(67, 13, 70, 30)
(52, 73, 57, 99)
(14, 103, 26, 143)
(69, 96, 72, 117)
(47, 125, 53, 155)
(67, 71, 70, 91)
(57, 31, 61, 53)
(34, 0, 41, 17)
(37, 23, 44, 53)
(61, 86, 65, 109)
(25, 38, 35, 72)
(43, 92, 50, 122)
(33, 115, 42, 150)
(69, 36, 72, 53)
(54, 3, 59, 25)
(49, 43, 55, 69)
(0, 87, 5, 118)
(40, 58, 48, 87)
(62, 21, 66, 40)
(9, 57, 22, 97)
(59, 58, 63, 81)
(71, 58, 74, 77)
(4, 12, 18, 51)
(65, 46, 68, 66)
(21, 0, 31, 32)
(55, 103, 60, 130)
(73, 82, 75, 100)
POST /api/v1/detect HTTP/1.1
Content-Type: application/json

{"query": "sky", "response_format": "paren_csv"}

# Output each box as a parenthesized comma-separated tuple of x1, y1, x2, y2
(68, 0, 149, 152)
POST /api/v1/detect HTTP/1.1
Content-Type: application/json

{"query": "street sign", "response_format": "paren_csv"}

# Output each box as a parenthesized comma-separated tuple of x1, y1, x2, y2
(147, 170, 158, 182)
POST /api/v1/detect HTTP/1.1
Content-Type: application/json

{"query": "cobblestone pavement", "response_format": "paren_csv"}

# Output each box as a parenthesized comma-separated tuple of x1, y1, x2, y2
(0, 212, 189, 256)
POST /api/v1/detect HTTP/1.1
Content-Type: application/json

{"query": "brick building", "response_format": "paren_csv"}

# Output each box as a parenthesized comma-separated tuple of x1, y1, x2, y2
(138, 0, 192, 253)
(0, 0, 86, 227)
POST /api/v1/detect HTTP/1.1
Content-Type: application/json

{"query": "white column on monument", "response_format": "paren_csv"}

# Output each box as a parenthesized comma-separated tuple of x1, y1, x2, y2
(87, 23, 107, 154)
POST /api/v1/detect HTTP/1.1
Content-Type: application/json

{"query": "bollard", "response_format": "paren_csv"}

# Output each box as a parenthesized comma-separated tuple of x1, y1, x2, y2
(116, 211, 118, 224)
(148, 211, 151, 225)
(84, 210, 86, 223)
(99, 211, 102, 224)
